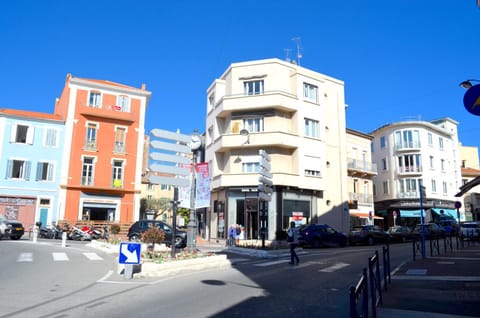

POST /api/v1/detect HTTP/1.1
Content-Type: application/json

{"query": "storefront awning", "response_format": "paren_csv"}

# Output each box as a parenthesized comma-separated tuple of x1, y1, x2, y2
(432, 208, 458, 219)
(399, 209, 424, 218)
(350, 211, 383, 219)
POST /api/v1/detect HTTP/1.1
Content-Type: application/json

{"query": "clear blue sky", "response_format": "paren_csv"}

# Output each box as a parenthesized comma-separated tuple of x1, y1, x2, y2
(1, 1, 479, 150)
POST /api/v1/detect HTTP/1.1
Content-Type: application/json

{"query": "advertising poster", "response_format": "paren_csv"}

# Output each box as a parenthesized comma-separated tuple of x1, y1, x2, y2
(178, 162, 210, 209)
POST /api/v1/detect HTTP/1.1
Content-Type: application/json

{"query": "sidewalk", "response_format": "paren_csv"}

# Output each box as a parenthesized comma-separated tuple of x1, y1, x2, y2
(377, 245, 480, 317)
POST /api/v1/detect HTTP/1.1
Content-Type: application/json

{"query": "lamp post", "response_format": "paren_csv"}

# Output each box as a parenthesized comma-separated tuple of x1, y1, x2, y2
(187, 131, 202, 252)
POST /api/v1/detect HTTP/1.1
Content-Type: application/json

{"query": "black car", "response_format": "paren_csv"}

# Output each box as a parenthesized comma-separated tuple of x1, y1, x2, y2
(387, 226, 419, 243)
(413, 223, 446, 239)
(349, 225, 389, 245)
(0, 214, 25, 240)
(298, 224, 347, 248)
(127, 220, 187, 248)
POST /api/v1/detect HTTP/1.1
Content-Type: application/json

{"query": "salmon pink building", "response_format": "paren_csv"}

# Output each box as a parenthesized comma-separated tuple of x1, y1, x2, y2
(55, 74, 151, 223)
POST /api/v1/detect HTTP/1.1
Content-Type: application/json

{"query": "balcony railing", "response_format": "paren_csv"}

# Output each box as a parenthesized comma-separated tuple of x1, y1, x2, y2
(349, 192, 374, 204)
(398, 191, 420, 199)
(347, 158, 377, 176)
(81, 176, 94, 186)
(397, 166, 423, 174)
(84, 140, 97, 151)
(394, 141, 421, 151)
(114, 142, 126, 153)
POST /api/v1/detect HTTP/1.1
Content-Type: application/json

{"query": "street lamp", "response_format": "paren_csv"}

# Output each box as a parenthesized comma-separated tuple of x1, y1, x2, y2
(459, 79, 480, 89)
(187, 130, 202, 252)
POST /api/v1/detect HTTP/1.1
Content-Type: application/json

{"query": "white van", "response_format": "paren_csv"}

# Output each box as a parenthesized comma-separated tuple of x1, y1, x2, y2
(459, 221, 480, 238)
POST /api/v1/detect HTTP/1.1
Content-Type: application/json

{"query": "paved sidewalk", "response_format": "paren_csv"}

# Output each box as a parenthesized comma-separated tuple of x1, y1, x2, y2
(377, 245, 480, 317)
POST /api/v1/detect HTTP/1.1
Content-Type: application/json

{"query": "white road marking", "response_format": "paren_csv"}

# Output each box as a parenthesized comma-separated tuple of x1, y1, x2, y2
(17, 252, 33, 262)
(319, 262, 350, 272)
(83, 252, 104, 260)
(254, 259, 290, 267)
(52, 252, 69, 261)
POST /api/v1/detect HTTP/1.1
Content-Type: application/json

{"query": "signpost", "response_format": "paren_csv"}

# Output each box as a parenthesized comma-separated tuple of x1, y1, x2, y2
(149, 128, 196, 256)
(258, 149, 272, 248)
(119, 242, 141, 279)
(393, 210, 397, 227)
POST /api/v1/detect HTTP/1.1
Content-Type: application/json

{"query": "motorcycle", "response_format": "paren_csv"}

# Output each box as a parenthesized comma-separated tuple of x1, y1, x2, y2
(68, 225, 92, 241)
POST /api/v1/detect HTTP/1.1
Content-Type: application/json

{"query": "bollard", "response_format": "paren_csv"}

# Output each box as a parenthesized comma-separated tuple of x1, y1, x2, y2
(62, 232, 67, 247)
(124, 264, 134, 279)
(32, 227, 38, 243)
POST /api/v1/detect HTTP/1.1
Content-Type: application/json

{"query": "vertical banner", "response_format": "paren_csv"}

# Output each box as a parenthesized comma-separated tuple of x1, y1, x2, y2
(178, 162, 210, 209)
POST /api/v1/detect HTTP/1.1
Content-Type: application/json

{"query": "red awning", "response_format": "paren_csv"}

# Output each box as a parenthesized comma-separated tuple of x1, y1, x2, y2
(350, 211, 383, 220)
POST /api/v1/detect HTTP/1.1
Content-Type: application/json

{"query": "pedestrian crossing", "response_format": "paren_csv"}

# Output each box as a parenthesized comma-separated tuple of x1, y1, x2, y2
(230, 257, 351, 272)
(16, 252, 104, 263)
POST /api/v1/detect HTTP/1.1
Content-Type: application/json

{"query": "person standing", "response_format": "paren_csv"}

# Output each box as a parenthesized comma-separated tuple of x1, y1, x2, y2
(228, 225, 236, 246)
(287, 221, 300, 265)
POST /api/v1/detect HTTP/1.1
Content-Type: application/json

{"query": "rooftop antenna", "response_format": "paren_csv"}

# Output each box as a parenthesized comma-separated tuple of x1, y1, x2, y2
(292, 37, 302, 65)
(284, 48, 292, 62)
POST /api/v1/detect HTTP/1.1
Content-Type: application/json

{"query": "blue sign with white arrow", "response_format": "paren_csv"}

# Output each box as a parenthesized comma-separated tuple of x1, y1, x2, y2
(119, 242, 141, 264)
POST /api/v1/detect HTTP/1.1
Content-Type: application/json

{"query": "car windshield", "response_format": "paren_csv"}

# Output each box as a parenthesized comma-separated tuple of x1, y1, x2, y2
(0, 214, 6, 221)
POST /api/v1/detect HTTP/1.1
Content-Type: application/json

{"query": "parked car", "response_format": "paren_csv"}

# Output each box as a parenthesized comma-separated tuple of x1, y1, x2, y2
(459, 221, 480, 239)
(413, 223, 445, 239)
(298, 224, 347, 248)
(0, 214, 25, 240)
(387, 226, 419, 243)
(127, 220, 187, 248)
(437, 219, 460, 236)
(349, 225, 389, 245)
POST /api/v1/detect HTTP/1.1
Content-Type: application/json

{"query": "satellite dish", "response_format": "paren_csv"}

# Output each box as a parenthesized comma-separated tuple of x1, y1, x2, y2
(240, 129, 249, 136)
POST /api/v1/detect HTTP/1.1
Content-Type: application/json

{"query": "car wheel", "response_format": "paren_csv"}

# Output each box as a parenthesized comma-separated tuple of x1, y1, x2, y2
(367, 236, 375, 246)
(175, 236, 185, 248)
(129, 234, 140, 242)
(312, 238, 322, 248)
(10, 236, 21, 240)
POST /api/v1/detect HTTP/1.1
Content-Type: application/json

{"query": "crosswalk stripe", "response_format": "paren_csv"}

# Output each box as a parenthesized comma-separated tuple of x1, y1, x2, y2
(17, 252, 33, 262)
(52, 252, 69, 261)
(254, 260, 290, 267)
(83, 252, 103, 260)
(319, 262, 350, 272)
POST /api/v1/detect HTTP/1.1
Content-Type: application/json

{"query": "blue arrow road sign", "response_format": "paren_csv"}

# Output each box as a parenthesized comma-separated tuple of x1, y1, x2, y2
(119, 242, 141, 264)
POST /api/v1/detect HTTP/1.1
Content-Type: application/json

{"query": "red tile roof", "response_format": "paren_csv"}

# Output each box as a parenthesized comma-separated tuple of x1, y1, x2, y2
(0, 108, 63, 121)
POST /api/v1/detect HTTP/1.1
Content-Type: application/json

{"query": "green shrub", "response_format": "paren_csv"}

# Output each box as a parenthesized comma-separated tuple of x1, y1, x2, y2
(110, 224, 121, 235)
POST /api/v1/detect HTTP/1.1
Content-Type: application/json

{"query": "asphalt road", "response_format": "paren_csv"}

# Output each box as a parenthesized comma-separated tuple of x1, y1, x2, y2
(0, 238, 413, 318)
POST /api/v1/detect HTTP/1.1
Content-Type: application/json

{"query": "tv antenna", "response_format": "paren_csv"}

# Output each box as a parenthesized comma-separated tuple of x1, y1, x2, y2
(292, 37, 302, 65)
(284, 48, 292, 62)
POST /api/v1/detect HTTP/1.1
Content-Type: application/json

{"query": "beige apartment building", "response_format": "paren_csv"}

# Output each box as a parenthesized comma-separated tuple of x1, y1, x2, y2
(459, 144, 480, 221)
(346, 129, 379, 227)
(205, 58, 350, 240)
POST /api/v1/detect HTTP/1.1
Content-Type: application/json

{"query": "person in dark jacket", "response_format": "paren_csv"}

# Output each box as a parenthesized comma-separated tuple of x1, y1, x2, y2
(287, 221, 300, 265)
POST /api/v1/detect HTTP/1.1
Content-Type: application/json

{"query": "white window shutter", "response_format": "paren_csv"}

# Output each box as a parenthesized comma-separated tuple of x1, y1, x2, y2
(10, 124, 17, 143)
(26, 126, 34, 144)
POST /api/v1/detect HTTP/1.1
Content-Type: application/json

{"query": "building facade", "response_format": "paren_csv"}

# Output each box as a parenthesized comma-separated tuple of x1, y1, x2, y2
(55, 74, 151, 223)
(205, 58, 349, 240)
(459, 144, 480, 221)
(0, 109, 65, 230)
(371, 118, 463, 228)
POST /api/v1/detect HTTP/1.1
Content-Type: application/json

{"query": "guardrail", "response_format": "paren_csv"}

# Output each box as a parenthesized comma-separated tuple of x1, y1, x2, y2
(349, 244, 391, 318)
(412, 233, 479, 260)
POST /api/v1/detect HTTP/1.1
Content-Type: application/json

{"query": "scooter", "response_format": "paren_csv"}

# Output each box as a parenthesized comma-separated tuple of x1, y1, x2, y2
(68, 225, 92, 241)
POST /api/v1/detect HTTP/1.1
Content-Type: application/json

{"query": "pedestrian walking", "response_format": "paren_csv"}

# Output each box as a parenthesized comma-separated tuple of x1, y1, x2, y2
(228, 225, 236, 246)
(287, 221, 299, 265)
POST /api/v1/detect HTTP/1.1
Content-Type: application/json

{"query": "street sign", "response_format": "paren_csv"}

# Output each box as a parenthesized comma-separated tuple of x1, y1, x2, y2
(148, 175, 190, 187)
(258, 149, 273, 202)
(462, 84, 480, 116)
(119, 242, 141, 265)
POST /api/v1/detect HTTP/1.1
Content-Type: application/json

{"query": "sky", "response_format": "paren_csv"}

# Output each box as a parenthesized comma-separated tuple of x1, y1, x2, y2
(1, 0, 479, 151)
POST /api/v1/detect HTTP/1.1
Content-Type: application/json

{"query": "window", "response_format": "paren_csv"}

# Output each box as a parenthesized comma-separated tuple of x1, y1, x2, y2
(207, 126, 214, 144)
(45, 128, 58, 147)
(382, 158, 387, 171)
(112, 160, 124, 188)
(10, 124, 34, 144)
(383, 181, 388, 194)
(82, 157, 95, 186)
(114, 127, 126, 153)
(117, 95, 130, 112)
(208, 93, 215, 110)
(88, 91, 101, 107)
(394, 130, 420, 149)
(243, 117, 264, 133)
(439, 137, 444, 150)
(5, 159, 31, 180)
(305, 169, 321, 177)
(304, 118, 319, 138)
(431, 179, 437, 193)
(380, 136, 386, 149)
(429, 156, 434, 169)
(244, 80, 264, 95)
(85, 123, 98, 149)
(303, 83, 318, 102)
(242, 162, 259, 173)
(462, 160, 466, 168)
(442, 181, 448, 194)
(428, 133, 433, 146)
(441, 159, 445, 171)
(397, 154, 421, 173)
(36, 162, 54, 181)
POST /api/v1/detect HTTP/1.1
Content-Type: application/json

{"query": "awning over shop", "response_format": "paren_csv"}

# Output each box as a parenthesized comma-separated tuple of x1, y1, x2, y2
(350, 211, 383, 219)
(432, 208, 457, 219)
(399, 209, 424, 218)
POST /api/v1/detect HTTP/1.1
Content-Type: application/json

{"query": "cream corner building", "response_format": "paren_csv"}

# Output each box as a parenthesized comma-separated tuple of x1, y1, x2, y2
(204, 58, 351, 240)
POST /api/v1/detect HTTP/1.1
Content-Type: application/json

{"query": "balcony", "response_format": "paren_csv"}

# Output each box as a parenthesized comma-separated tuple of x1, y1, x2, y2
(84, 140, 97, 151)
(394, 141, 421, 152)
(211, 131, 300, 152)
(79, 104, 136, 123)
(347, 158, 377, 177)
(114, 142, 126, 154)
(398, 191, 420, 199)
(397, 166, 423, 175)
(349, 192, 374, 205)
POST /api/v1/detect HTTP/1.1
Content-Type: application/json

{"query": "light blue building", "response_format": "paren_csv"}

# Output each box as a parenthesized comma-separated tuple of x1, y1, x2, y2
(0, 109, 65, 231)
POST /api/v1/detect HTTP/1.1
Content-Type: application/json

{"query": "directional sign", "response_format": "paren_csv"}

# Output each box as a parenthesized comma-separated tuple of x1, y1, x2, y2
(148, 175, 190, 187)
(258, 192, 272, 202)
(258, 175, 273, 187)
(119, 242, 141, 265)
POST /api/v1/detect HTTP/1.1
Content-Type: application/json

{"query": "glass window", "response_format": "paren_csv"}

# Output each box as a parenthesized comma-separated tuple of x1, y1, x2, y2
(304, 118, 319, 138)
(428, 132, 433, 145)
(6, 159, 31, 180)
(244, 80, 264, 95)
(431, 179, 437, 192)
(112, 160, 123, 188)
(45, 128, 57, 147)
(36, 162, 54, 181)
(380, 136, 386, 148)
(85, 123, 97, 149)
(303, 83, 318, 102)
(88, 91, 101, 107)
(114, 127, 126, 153)
(242, 162, 259, 173)
(117, 95, 130, 112)
(82, 157, 94, 186)
(439, 137, 444, 150)
(243, 117, 264, 133)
